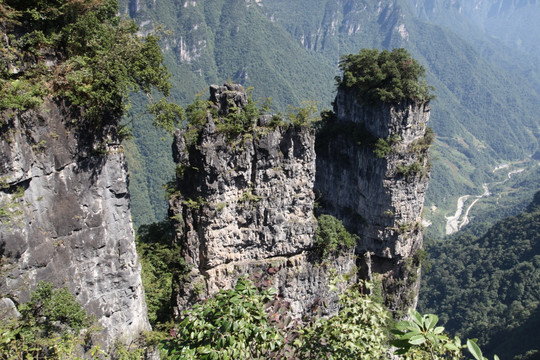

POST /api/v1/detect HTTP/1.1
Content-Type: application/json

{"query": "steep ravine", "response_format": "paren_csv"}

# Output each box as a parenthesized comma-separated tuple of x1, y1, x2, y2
(445, 161, 531, 235)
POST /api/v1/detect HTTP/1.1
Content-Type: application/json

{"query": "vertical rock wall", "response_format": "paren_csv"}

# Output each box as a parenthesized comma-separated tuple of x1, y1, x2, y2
(0, 100, 150, 347)
(170, 85, 355, 317)
(315, 89, 431, 312)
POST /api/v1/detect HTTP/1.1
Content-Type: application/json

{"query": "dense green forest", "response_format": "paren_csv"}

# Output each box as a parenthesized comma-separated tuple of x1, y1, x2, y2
(0, 0, 170, 122)
(118, 0, 539, 235)
(420, 191, 540, 360)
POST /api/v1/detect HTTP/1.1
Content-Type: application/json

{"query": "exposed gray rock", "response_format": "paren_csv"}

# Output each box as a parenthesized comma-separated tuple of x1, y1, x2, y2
(315, 88, 431, 313)
(170, 85, 355, 318)
(0, 99, 150, 349)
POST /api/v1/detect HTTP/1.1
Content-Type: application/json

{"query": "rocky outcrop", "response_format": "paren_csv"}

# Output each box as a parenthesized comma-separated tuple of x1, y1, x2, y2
(0, 99, 150, 347)
(315, 88, 431, 312)
(170, 84, 355, 317)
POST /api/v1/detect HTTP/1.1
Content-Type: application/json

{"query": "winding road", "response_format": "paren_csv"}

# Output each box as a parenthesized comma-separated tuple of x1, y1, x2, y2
(444, 166, 526, 235)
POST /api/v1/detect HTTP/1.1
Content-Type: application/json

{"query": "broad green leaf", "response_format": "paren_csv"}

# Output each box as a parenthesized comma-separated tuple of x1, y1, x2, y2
(467, 339, 484, 360)
(401, 329, 422, 340)
(425, 314, 438, 330)
(444, 342, 460, 352)
(395, 320, 411, 331)
(409, 309, 424, 327)
(409, 334, 427, 345)
(433, 326, 445, 334)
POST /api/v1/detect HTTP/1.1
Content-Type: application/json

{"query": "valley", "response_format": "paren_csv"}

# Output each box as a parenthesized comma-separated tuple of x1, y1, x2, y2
(444, 158, 534, 235)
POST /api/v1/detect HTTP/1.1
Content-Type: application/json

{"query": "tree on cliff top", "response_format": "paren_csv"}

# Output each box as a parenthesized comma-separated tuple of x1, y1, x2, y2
(0, 0, 176, 128)
(336, 48, 434, 105)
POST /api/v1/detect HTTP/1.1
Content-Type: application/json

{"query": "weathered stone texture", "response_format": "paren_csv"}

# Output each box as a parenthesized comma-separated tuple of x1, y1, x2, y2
(171, 85, 355, 317)
(0, 99, 150, 347)
(315, 88, 431, 312)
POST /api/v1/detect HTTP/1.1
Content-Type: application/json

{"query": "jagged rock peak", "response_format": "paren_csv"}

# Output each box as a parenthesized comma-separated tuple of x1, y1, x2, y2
(209, 83, 248, 116)
(315, 88, 432, 313)
(169, 84, 356, 318)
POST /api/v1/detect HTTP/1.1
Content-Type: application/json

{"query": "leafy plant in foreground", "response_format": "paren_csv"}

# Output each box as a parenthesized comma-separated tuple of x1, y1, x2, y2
(294, 281, 391, 360)
(160, 277, 283, 360)
(392, 309, 500, 360)
(0, 281, 95, 359)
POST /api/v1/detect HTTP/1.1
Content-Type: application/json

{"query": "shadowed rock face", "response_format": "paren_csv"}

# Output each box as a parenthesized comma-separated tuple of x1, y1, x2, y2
(0, 99, 150, 348)
(170, 84, 356, 317)
(315, 87, 431, 313)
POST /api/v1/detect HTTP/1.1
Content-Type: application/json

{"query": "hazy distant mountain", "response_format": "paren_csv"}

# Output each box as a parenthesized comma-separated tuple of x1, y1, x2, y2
(120, 0, 539, 235)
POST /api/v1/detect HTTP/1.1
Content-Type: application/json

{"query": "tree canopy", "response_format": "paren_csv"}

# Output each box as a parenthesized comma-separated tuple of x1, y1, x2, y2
(0, 0, 171, 123)
(336, 48, 434, 104)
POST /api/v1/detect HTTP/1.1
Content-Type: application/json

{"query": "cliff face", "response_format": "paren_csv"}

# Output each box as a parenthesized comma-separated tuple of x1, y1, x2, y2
(171, 84, 430, 316)
(0, 100, 150, 346)
(170, 84, 355, 317)
(315, 88, 431, 312)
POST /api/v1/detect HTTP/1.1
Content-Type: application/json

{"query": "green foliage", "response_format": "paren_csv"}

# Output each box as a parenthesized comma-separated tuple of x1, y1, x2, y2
(392, 309, 500, 360)
(411, 127, 435, 154)
(294, 281, 391, 360)
(286, 100, 320, 127)
(420, 192, 540, 359)
(315, 214, 357, 259)
(238, 189, 261, 204)
(0, 0, 171, 125)
(160, 277, 283, 359)
(147, 98, 185, 134)
(374, 133, 402, 158)
(136, 220, 189, 326)
(396, 161, 428, 179)
(181, 86, 320, 149)
(0, 184, 24, 226)
(154, 271, 507, 360)
(336, 48, 434, 104)
(0, 79, 47, 111)
(0, 281, 94, 359)
(215, 93, 260, 140)
(183, 95, 210, 146)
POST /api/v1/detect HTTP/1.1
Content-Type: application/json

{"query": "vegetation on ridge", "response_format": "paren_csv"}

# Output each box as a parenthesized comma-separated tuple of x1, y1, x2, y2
(336, 48, 434, 104)
(0, 281, 95, 358)
(0, 0, 173, 127)
(315, 214, 357, 259)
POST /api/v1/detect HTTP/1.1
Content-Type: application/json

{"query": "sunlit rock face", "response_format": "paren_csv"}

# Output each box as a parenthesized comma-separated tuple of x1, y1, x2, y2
(315, 87, 431, 313)
(0, 99, 150, 348)
(170, 84, 355, 318)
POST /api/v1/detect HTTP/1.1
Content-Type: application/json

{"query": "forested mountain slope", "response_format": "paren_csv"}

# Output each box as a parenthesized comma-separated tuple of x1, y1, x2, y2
(261, 0, 540, 234)
(118, 0, 335, 225)
(120, 0, 540, 235)
(419, 191, 540, 360)
(407, 0, 540, 63)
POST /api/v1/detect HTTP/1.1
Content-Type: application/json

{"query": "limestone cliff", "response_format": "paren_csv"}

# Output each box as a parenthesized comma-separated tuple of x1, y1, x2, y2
(0, 100, 150, 347)
(315, 87, 431, 312)
(170, 84, 356, 317)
